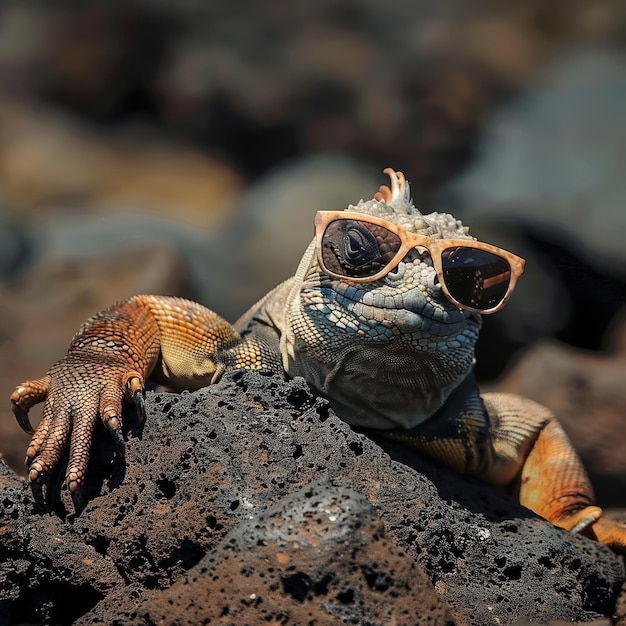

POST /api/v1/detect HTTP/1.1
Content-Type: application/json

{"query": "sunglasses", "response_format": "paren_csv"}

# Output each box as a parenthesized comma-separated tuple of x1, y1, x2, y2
(313, 211, 525, 314)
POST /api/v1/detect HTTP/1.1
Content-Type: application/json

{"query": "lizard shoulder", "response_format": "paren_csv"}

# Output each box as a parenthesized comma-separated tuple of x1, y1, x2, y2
(229, 278, 297, 372)
(233, 277, 296, 337)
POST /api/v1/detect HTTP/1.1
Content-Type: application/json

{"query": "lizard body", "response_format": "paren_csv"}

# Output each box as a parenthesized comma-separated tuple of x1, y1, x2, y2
(11, 168, 626, 552)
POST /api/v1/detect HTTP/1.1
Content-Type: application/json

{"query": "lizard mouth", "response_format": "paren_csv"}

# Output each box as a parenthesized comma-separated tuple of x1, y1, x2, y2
(331, 281, 473, 322)
(399, 293, 479, 326)
(308, 284, 479, 336)
(392, 305, 479, 336)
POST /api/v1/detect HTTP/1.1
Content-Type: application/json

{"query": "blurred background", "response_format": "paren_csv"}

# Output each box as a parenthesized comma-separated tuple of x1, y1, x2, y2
(1, 0, 626, 507)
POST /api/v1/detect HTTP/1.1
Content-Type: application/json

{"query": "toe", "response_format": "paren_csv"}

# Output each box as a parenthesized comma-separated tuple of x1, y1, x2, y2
(64, 402, 100, 505)
(11, 376, 50, 435)
(586, 517, 626, 554)
(100, 385, 126, 458)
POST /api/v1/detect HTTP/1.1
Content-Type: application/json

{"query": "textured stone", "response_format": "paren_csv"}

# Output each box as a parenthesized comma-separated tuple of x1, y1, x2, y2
(1, 371, 623, 625)
(80, 482, 455, 625)
(0, 459, 124, 625)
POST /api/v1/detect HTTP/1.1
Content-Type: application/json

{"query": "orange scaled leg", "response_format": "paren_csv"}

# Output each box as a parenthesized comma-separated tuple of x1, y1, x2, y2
(518, 418, 626, 553)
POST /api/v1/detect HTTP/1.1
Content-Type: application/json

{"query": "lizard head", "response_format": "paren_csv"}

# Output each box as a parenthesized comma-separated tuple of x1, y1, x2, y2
(282, 168, 522, 430)
(350, 167, 472, 241)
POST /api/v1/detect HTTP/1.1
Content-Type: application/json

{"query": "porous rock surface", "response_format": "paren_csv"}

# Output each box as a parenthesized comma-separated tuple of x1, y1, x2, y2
(1, 371, 624, 625)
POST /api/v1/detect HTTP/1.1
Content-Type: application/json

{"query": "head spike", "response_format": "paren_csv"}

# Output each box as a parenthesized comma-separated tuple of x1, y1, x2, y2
(374, 184, 392, 203)
(375, 168, 413, 213)
(352, 167, 421, 217)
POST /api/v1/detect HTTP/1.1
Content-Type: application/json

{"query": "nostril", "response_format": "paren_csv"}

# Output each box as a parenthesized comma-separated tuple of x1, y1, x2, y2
(385, 262, 405, 281)
(413, 246, 434, 266)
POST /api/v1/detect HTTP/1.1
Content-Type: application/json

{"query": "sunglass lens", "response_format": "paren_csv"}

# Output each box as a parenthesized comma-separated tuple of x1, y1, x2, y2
(441, 247, 511, 311)
(321, 219, 402, 279)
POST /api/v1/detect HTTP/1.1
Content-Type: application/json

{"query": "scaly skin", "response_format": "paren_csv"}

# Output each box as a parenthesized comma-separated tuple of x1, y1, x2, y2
(11, 169, 626, 553)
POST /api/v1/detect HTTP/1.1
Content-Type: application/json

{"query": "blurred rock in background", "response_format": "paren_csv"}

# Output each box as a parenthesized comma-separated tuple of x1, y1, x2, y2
(0, 0, 625, 519)
(435, 48, 626, 367)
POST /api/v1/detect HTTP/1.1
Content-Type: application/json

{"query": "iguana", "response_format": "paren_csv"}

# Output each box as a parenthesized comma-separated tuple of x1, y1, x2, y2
(11, 168, 626, 552)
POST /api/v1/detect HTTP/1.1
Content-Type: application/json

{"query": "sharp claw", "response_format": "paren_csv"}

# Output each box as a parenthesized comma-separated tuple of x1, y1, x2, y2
(29, 459, 67, 513)
(109, 456, 126, 490)
(134, 389, 146, 425)
(571, 515, 599, 534)
(30, 481, 51, 512)
(107, 424, 126, 459)
(70, 484, 87, 514)
(125, 375, 146, 426)
(11, 400, 35, 435)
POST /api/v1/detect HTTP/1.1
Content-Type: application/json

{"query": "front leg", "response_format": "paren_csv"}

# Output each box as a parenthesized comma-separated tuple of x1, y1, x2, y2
(10, 295, 255, 511)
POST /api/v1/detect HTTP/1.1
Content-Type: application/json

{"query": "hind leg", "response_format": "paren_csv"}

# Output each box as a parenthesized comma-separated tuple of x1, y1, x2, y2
(483, 392, 626, 553)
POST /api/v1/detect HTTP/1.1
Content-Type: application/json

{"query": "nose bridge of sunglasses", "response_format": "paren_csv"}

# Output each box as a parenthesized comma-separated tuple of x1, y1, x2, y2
(407, 243, 433, 263)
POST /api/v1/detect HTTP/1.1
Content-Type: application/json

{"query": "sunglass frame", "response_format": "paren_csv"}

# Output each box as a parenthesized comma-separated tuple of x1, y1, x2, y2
(313, 210, 526, 314)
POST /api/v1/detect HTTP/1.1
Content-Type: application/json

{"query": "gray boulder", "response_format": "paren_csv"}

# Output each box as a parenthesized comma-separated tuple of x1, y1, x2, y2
(434, 49, 626, 347)
(436, 48, 626, 270)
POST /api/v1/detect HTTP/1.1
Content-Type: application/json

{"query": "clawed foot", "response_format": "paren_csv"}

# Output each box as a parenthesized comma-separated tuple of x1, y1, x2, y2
(583, 515, 626, 555)
(10, 376, 51, 436)
(552, 505, 603, 534)
(11, 364, 148, 513)
(553, 506, 626, 554)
